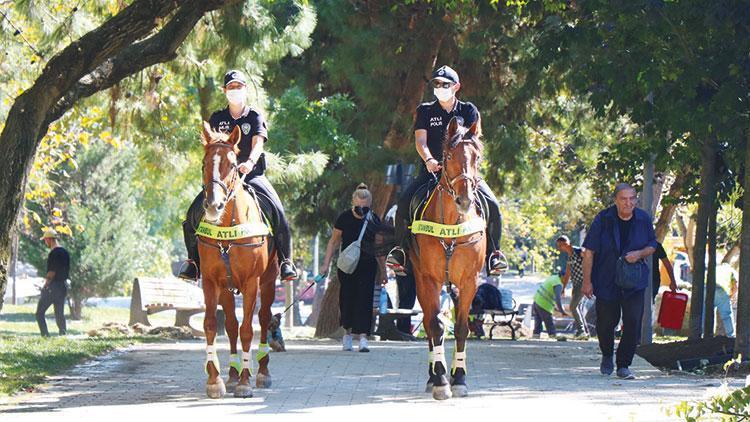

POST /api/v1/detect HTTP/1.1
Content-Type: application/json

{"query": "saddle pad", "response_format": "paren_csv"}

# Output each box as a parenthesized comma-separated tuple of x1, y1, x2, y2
(197, 221, 269, 240)
(410, 219, 485, 238)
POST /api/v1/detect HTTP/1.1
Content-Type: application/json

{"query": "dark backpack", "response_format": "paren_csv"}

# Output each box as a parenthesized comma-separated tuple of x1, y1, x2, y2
(471, 283, 503, 313)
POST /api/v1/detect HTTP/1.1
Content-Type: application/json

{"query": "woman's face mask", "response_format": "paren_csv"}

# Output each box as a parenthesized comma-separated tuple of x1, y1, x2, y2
(226, 88, 246, 105)
(354, 206, 370, 216)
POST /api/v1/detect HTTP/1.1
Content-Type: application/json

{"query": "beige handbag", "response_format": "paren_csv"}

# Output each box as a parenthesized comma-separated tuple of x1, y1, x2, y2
(336, 212, 370, 274)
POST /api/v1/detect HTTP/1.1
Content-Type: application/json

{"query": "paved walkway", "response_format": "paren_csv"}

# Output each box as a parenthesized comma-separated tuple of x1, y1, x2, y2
(0, 338, 738, 421)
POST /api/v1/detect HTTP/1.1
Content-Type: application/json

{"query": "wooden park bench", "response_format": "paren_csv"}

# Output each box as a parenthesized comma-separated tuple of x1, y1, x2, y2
(129, 277, 205, 335)
(375, 309, 421, 341)
(471, 298, 519, 340)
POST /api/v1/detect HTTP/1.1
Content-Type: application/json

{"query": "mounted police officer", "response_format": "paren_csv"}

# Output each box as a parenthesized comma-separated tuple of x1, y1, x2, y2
(386, 65, 506, 276)
(179, 69, 298, 282)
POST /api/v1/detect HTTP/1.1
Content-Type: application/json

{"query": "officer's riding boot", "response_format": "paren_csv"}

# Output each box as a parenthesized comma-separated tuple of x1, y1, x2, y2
(274, 213, 298, 281)
(485, 212, 507, 276)
(179, 220, 200, 280)
(386, 209, 409, 276)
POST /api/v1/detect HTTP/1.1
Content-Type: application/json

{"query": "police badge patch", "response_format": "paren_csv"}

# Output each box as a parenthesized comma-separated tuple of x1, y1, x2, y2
(241, 123, 252, 135)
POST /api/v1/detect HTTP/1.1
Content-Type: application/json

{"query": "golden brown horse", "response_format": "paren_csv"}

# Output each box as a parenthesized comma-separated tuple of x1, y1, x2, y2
(198, 123, 279, 399)
(410, 117, 486, 400)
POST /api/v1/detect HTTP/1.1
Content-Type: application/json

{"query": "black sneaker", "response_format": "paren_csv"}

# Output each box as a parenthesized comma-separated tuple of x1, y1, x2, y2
(487, 251, 509, 275)
(178, 260, 199, 281)
(386, 247, 407, 276)
(616, 367, 635, 380)
(280, 260, 298, 281)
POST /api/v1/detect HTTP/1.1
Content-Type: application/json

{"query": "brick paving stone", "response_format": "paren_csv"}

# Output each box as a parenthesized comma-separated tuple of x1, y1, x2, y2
(0, 338, 741, 421)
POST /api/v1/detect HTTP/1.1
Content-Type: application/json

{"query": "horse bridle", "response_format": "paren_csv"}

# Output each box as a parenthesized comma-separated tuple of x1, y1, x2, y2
(203, 143, 243, 211)
(439, 139, 479, 200)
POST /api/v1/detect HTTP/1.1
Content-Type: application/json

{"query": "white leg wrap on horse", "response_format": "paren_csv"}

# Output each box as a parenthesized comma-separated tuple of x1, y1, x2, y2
(453, 350, 467, 374)
(428, 350, 434, 364)
(205, 345, 221, 374)
(242, 351, 252, 375)
(431, 345, 447, 375)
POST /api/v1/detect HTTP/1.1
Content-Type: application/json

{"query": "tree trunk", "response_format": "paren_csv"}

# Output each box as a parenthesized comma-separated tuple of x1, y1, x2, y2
(735, 132, 750, 359)
(689, 138, 718, 340)
(70, 297, 84, 321)
(704, 206, 717, 337)
(723, 243, 740, 265)
(0, 0, 234, 311)
(654, 172, 688, 242)
(315, 274, 342, 338)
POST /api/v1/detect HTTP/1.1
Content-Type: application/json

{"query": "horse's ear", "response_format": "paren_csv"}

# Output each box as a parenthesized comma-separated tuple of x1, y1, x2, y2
(466, 120, 478, 138)
(228, 125, 242, 146)
(201, 121, 212, 146)
(447, 116, 459, 138)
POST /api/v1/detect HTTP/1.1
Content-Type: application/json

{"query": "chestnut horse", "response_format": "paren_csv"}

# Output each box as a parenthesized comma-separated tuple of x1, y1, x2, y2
(198, 123, 279, 399)
(410, 117, 486, 400)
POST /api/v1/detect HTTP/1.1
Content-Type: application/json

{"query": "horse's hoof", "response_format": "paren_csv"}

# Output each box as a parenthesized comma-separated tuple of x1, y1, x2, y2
(451, 384, 468, 398)
(432, 384, 453, 401)
(424, 382, 434, 393)
(256, 373, 272, 389)
(225, 377, 238, 392)
(233, 383, 254, 398)
(206, 379, 226, 399)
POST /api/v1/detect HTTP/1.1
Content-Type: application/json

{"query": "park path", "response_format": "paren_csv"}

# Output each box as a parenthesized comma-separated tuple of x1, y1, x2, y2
(0, 338, 739, 421)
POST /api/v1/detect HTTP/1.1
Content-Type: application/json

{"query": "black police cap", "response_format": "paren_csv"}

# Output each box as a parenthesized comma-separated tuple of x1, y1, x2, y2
(224, 70, 247, 87)
(431, 65, 459, 84)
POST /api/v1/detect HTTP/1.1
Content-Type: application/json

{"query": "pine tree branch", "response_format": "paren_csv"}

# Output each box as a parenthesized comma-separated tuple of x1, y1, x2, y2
(45, 0, 235, 126)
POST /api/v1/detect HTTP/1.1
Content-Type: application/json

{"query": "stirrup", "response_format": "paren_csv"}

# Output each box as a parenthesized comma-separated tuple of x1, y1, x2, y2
(280, 259, 298, 281)
(487, 251, 508, 276)
(178, 259, 200, 281)
(386, 247, 407, 276)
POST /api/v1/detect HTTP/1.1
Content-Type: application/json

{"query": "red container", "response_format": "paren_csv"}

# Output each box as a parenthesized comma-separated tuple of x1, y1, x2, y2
(658, 291, 689, 330)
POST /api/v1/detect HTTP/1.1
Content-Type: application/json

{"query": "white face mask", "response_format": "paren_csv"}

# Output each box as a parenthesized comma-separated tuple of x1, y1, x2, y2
(434, 87, 454, 102)
(225, 89, 246, 105)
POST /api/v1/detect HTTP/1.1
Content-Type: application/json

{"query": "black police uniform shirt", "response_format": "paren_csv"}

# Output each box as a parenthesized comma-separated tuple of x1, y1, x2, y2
(209, 106, 269, 177)
(46, 246, 70, 285)
(414, 99, 479, 170)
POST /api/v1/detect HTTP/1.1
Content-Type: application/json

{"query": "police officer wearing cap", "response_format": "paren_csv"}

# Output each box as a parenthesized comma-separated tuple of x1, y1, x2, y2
(387, 65, 506, 276)
(179, 70, 298, 281)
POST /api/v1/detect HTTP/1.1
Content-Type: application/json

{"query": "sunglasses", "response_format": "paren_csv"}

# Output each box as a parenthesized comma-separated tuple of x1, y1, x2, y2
(432, 81, 454, 89)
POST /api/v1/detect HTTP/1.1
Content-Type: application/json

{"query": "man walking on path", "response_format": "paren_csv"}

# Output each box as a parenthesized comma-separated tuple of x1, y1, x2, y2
(37, 228, 70, 337)
(582, 183, 657, 380)
(556, 235, 585, 336)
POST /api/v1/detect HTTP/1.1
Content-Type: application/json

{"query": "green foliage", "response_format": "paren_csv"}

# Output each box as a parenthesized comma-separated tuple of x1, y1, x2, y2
(20, 141, 170, 307)
(667, 355, 750, 421)
(268, 86, 362, 235)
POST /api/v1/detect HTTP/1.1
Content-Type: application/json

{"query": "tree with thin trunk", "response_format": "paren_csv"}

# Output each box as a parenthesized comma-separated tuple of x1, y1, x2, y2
(0, 0, 236, 311)
(689, 138, 719, 340)
(736, 131, 750, 358)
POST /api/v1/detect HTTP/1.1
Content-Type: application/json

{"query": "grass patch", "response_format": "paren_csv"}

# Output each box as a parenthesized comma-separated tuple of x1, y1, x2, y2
(0, 303, 173, 396)
(0, 334, 150, 395)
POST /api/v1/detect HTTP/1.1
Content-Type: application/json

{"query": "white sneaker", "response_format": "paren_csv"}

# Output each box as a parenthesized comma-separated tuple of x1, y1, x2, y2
(358, 336, 370, 353)
(342, 334, 353, 351)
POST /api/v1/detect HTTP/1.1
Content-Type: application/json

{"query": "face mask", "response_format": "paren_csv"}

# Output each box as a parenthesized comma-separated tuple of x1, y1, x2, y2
(226, 89, 246, 105)
(354, 206, 370, 216)
(434, 87, 454, 102)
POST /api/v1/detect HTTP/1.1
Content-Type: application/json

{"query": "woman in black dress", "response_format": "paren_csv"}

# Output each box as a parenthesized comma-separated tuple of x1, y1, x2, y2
(321, 183, 384, 352)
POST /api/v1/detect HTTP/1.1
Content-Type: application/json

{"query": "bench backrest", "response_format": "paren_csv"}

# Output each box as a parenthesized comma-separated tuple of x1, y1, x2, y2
(133, 277, 204, 310)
